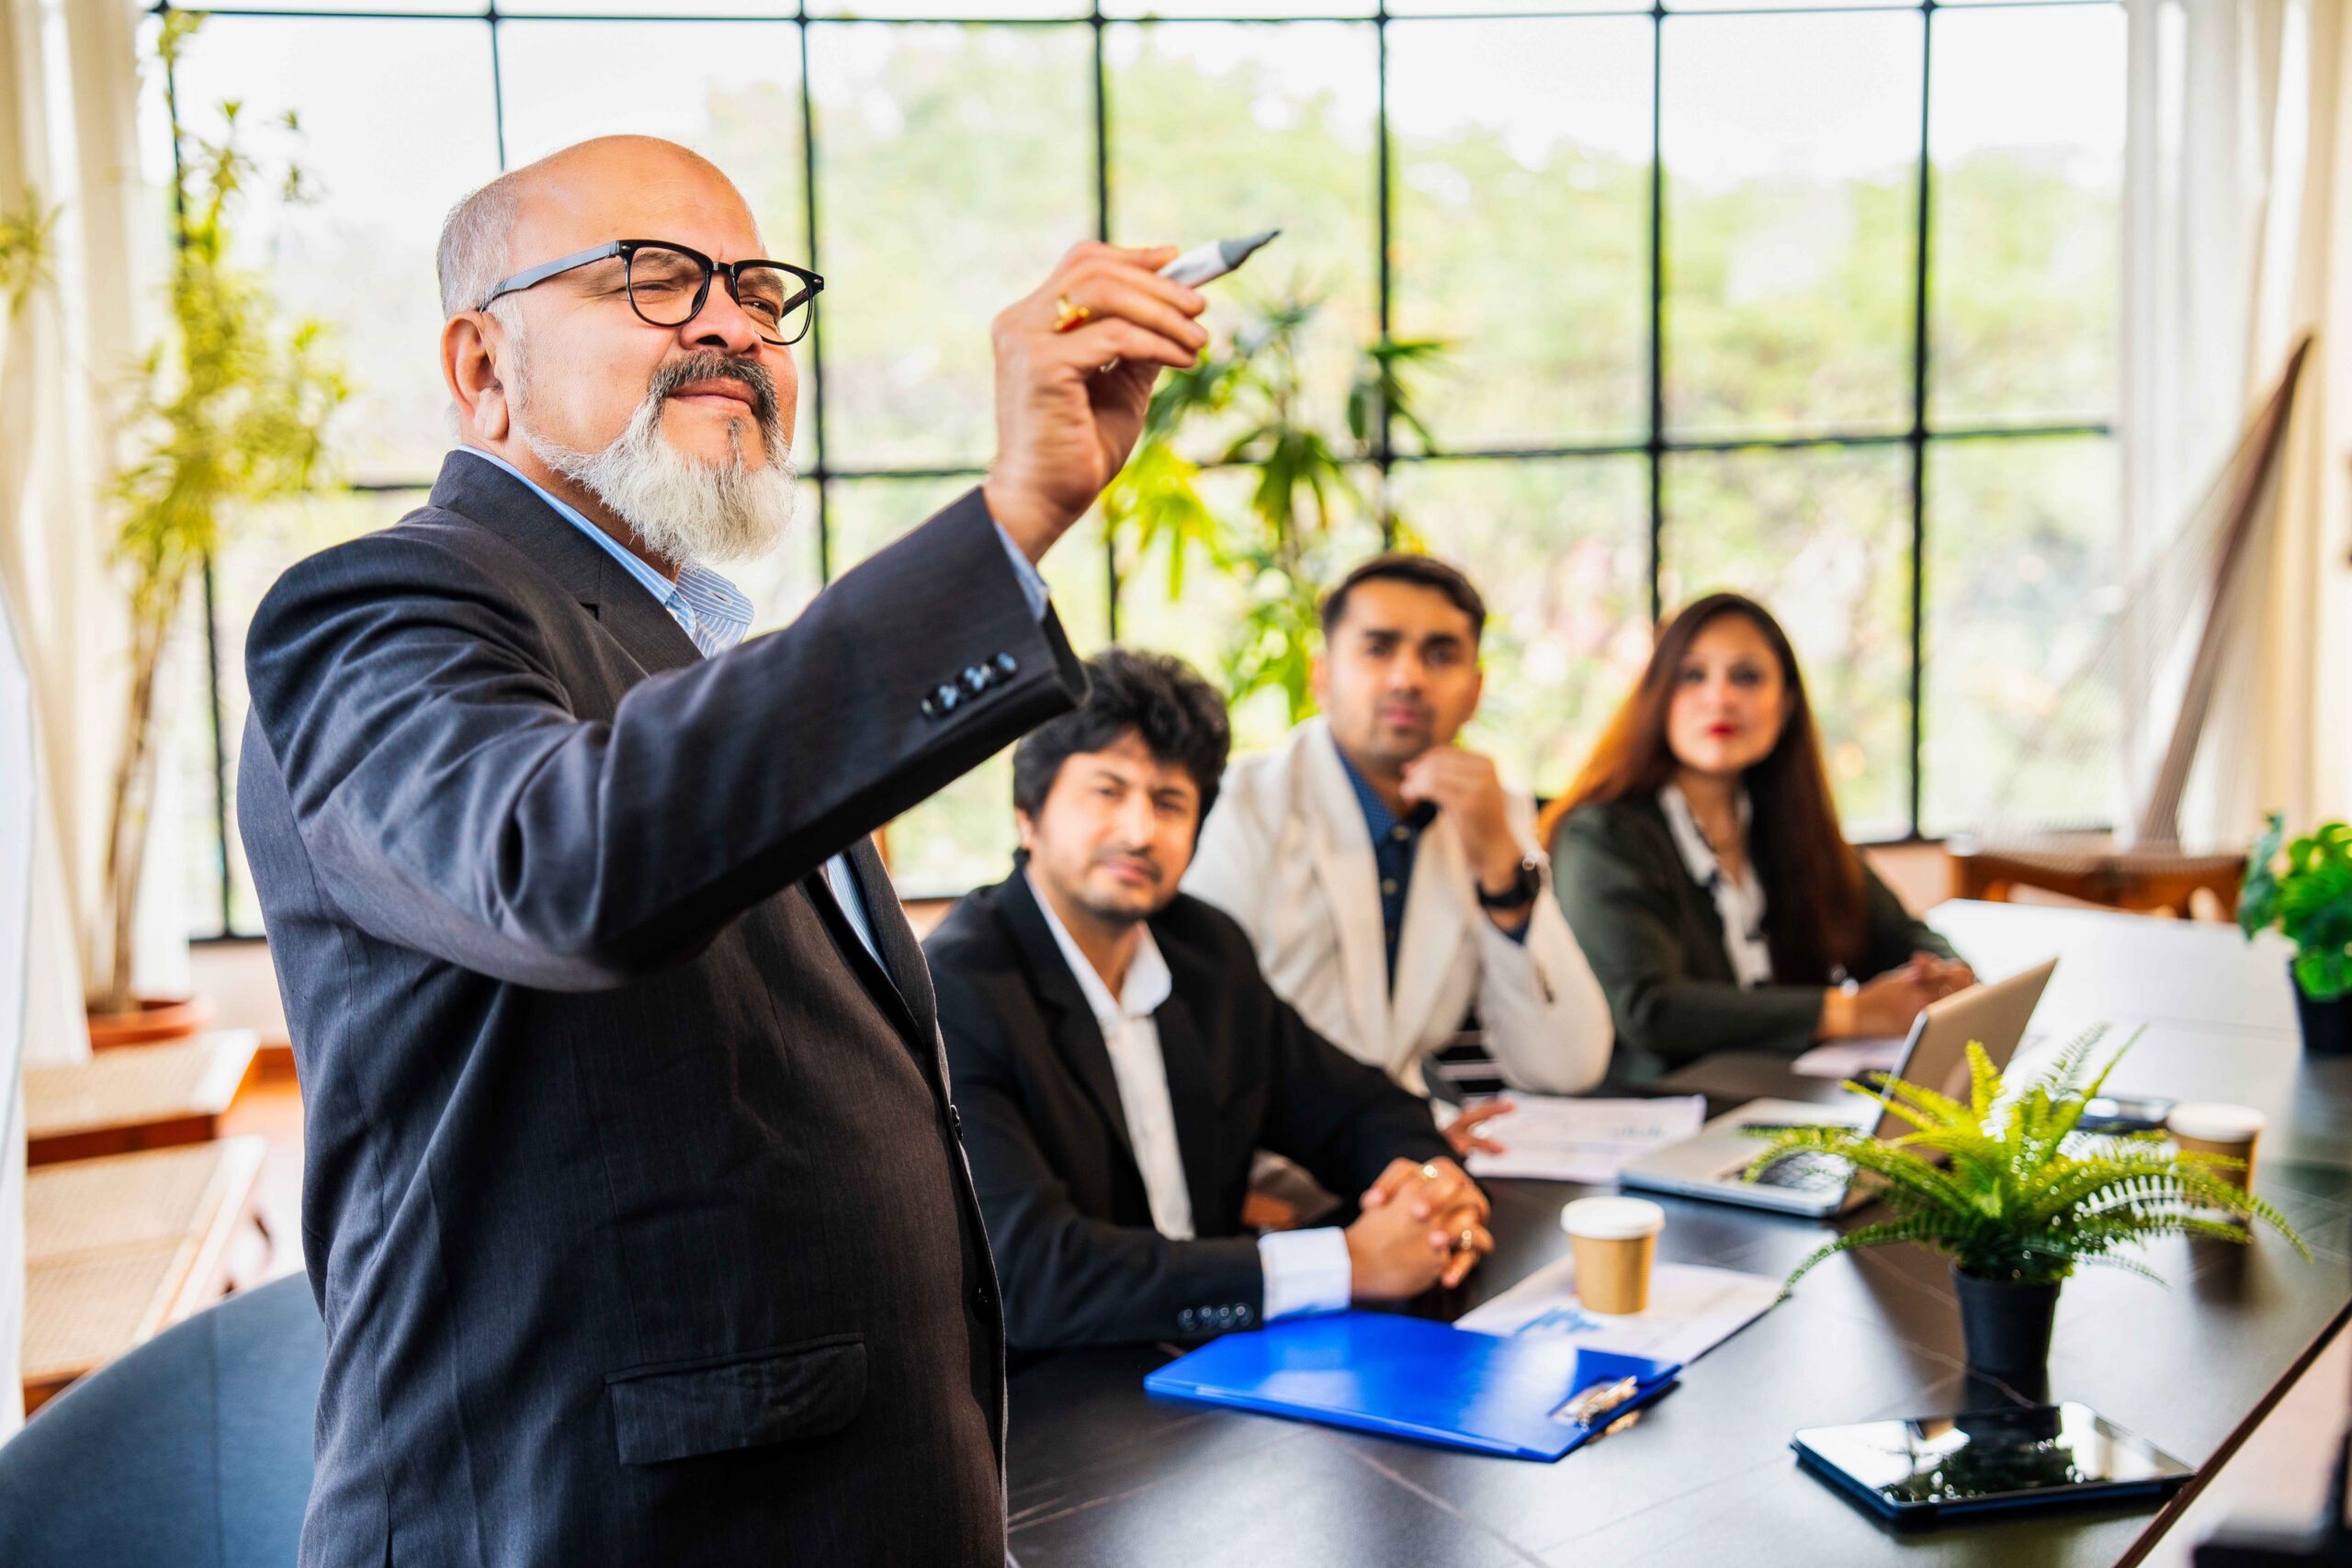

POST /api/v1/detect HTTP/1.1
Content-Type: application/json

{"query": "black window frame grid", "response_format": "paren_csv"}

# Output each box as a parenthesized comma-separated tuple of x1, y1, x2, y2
(160, 0, 2120, 942)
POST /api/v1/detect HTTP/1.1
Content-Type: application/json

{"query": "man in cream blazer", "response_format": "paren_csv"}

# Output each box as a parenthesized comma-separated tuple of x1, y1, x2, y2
(1184, 555, 1613, 1126)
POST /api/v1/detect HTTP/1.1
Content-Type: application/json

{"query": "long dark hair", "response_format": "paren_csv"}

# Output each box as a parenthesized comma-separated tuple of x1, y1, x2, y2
(1540, 593, 1867, 983)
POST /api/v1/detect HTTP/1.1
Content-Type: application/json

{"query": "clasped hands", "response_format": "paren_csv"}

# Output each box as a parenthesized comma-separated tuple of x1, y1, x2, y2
(1345, 1156, 1494, 1301)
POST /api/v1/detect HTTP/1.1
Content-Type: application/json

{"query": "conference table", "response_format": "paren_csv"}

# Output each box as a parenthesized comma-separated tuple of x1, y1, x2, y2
(1003, 901, 2352, 1567)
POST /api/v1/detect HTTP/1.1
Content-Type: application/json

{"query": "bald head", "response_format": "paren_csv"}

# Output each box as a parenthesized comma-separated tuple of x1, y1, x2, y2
(436, 137, 758, 320)
(435, 135, 800, 577)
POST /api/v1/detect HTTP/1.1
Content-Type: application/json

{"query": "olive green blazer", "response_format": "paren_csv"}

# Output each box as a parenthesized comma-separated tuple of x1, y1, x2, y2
(1548, 795, 1958, 1086)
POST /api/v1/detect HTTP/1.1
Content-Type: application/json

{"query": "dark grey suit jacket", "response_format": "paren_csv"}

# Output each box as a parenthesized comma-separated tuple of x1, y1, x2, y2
(238, 452, 1085, 1567)
(1550, 795, 1960, 1084)
(925, 873, 1451, 1352)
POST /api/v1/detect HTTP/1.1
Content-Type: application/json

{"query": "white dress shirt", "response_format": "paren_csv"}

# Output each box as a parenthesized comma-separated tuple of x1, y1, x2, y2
(1025, 873, 1351, 1320)
(1659, 781, 1774, 989)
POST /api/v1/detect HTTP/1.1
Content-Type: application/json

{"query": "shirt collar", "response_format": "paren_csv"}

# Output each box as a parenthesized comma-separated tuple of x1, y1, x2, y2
(1024, 869, 1173, 1025)
(456, 446, 753, 657)
(1659, 780, 1754, 889)
(1335, 744, 1430, 845)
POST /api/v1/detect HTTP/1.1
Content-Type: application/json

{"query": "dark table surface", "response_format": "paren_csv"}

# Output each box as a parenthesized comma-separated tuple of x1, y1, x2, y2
(1003, 902, 2352, 1568)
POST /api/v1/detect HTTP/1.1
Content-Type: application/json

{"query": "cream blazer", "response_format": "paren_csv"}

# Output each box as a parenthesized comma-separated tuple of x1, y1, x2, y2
(1183, 719, 1613, 1096)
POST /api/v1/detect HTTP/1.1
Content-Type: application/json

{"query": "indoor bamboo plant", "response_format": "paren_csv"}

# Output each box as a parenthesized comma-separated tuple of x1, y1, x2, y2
(1747, 1028, 2307, 1388)
(1100, 292, 1446, 720)
(92, 13, 347, 1032)
(2239, 813, 2352, 1055)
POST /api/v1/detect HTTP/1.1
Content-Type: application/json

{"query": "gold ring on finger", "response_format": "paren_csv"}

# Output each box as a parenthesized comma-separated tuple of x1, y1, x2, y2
(1419, 1163, 1442, 1183)
(1053, 294, 1091, 333)
(1456, 1227, 1479, 1253)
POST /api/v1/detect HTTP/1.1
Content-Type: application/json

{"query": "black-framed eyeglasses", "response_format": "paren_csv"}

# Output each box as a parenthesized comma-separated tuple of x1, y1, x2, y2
(478, 239, 823, 347)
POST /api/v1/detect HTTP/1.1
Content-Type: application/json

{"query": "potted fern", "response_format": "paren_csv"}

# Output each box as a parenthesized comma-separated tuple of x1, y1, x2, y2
(2239, 813, 2352, 1056)
(1747, 1029, 2307, 1389)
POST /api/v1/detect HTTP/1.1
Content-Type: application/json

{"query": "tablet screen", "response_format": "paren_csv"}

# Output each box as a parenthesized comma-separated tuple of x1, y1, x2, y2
(1793, 1402, 2191, 1514)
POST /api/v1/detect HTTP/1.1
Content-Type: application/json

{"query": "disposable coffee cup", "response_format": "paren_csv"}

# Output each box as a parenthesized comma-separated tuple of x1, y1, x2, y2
(2168, 1102, 2266, 1191)
(1560, 1197, 1666, 1314)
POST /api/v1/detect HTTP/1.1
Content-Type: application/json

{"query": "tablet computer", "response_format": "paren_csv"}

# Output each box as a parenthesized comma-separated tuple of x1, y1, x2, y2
(1792, 1402, 2192, 1524)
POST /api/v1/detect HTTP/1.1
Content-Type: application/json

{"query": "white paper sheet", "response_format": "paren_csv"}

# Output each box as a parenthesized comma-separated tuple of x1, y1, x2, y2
(1462, 1095, 1707, 1184)
(1789, 1035, 1908, 1080)
(1457, 1258, 1782, 1366)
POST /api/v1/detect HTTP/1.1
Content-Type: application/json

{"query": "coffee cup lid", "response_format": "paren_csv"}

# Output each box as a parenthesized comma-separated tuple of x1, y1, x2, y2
(2167, 1102, 2267, 1142)
(1560, 1196, 1666, 1241)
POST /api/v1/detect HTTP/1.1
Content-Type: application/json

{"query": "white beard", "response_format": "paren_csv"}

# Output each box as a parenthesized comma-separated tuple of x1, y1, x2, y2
(522, 372, 797, 571)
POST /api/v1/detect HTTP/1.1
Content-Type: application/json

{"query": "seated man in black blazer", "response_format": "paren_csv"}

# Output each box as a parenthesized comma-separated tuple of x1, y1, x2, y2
(926, 649, 1497, 1352)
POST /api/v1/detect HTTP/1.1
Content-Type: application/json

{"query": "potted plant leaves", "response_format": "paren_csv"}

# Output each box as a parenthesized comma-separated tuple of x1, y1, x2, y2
(88, 13, 347, 1040)
(1747, 1028, 2307, 1390)
(2239, 813, 2352, 1056)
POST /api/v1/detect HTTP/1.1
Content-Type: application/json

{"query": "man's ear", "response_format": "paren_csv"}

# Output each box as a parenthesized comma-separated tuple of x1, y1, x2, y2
(1308, 651, 1329, 708)
(443, 311, 513, 443)
(1014, 808, 1036, 854)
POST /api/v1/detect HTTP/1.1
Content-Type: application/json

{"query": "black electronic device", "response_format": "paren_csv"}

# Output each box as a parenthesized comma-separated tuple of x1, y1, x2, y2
(1792, 1402, 2193, 1525)
(2078, 1093, 2178, 1134)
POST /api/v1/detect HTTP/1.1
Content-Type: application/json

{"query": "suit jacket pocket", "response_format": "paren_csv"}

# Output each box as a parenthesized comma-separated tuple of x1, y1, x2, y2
(605, 1335, 866, 1466)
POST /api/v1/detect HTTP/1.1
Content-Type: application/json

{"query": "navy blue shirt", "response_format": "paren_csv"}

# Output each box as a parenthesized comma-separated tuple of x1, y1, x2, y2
(1337, 749, 1529, 996)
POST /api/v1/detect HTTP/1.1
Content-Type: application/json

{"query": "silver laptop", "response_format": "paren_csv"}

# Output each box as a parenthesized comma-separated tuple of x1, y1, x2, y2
(1617, 958, 2059, 1217)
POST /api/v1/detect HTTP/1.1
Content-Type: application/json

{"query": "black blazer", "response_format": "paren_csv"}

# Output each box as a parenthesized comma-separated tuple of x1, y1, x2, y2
(1549, 794, 1959, 1085)
(238, 452, 1085, 1568)
(924, 872, 1452, 1352)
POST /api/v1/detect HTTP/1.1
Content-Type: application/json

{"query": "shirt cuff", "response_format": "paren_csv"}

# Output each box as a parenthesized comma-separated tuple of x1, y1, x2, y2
(991, 520, 1052, 621)
(1257, 1226, 1353, 1321)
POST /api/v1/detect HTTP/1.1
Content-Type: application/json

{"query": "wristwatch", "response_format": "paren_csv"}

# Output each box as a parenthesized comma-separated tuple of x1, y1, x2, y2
(1476, 855, 1543, 912)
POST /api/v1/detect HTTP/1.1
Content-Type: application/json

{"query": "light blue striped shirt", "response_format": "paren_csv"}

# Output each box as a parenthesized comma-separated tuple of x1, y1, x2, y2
(456, 446, 1048, 971)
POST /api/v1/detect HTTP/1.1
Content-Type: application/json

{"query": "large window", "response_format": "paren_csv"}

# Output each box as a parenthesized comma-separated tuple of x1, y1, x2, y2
(151, 0, 2125, 935)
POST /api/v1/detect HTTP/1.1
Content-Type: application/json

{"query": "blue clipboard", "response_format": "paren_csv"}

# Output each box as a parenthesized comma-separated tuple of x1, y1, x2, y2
(1143, 1311, 1679, 1461)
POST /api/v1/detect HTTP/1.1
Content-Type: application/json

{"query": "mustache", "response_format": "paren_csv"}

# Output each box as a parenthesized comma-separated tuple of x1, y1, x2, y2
(1093, 850, 1163, 879)
(650, 352, 781, 430)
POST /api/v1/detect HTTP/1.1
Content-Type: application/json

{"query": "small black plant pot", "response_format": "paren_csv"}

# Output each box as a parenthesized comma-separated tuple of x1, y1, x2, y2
(2291, 965, 2352, 1056)
(1953, 1269, 2060, 1389)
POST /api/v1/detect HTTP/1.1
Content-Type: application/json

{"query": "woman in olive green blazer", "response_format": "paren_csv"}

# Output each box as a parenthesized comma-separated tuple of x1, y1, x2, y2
(1544, 593, 1971, 1086)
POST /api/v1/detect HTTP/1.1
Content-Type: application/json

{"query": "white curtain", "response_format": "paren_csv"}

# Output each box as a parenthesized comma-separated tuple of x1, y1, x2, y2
(2124, 0, 2352, 840)
(0, 0, 170, 1047)
(1, 0, 164, 1438)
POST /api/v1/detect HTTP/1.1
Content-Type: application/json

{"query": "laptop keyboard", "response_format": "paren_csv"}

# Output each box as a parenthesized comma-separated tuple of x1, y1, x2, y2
(1749, 1152, 1854, 1193)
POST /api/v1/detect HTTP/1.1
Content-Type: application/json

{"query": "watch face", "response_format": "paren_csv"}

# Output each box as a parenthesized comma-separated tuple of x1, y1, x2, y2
(1482, 860, 1541, 908)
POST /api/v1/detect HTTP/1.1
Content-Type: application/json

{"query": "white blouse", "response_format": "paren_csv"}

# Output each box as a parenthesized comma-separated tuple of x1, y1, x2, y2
(1659, 782, 1774, 990)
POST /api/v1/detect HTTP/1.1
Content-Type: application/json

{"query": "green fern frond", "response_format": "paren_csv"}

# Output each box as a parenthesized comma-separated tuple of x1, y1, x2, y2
(1762, 1022, 2312, 1294)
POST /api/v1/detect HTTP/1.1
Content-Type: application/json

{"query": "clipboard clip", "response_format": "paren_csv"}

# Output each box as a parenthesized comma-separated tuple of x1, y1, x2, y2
(1553, 1374, 1643, 1429)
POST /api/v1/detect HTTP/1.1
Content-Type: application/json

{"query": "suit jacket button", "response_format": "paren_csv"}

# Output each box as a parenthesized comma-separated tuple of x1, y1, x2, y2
(962, 664, 989, 695)
(933, 682, 961, 714)
(1178, 1308, 1196, 1330)
(921, 694, 939, 718)
(1237, 1305, 1255, 1325)
(994, 652, 1018, 677)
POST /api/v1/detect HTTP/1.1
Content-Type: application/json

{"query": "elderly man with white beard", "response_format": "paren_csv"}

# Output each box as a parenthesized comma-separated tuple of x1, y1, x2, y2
(233, 135, 1209, 1567)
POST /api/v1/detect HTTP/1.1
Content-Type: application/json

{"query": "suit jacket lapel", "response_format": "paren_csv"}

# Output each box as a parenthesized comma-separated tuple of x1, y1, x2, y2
(845, 834, 934, 1036)
(429, 449, 701, 674)
(1147, 987, 1226, 1234)
(1000, 874, 1138, 1168)
(1300, 723, 1393, 1059)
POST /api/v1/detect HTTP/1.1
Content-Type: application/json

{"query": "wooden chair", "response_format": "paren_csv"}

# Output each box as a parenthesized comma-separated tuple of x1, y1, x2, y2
(1954, 336, 2312, 919)
(20, 1138, 267, 1415)
(1947, 837, 2245, 920)
(24, 1030, 261, 1167)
